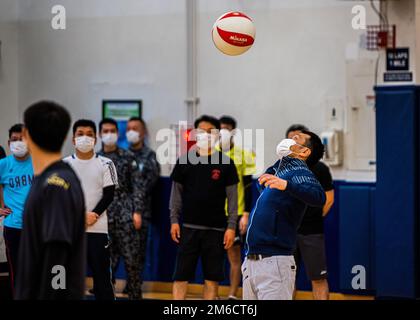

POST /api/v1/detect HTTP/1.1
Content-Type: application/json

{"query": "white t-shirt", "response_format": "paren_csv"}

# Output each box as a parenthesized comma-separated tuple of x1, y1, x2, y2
(63, 154, 118, 234)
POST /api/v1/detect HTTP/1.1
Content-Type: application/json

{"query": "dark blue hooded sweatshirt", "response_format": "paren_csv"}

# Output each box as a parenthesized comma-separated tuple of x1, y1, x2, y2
(245, 157, 326, 256)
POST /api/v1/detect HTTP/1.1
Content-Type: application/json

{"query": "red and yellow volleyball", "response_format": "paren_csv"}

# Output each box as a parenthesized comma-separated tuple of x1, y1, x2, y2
(212, 11, 256, 56)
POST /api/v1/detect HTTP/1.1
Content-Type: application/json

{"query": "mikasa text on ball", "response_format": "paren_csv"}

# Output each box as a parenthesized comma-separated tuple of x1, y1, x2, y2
(212, 12, 256, 56)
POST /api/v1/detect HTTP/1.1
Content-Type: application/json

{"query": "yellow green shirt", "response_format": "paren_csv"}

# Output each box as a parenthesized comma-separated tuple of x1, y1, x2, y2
(217, 145, 257, 216)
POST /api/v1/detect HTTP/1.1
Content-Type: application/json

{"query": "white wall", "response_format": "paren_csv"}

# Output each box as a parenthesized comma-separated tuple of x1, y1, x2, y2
(197, 0, 378, 180)
(9, 0, 388, 180)
(17, 0, 187, 170)
(0, 0, 20, 151)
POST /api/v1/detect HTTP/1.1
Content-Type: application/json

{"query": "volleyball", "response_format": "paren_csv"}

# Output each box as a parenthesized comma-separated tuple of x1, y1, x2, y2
(212, 11, 256, 56)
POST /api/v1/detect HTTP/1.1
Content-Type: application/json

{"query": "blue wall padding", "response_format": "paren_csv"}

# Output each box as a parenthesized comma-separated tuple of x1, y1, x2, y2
(296, 181, 376, 295)
(144, 178, 178, 282)
(339, 186, 374, 291)
(369, 187, 376, 291)
(375, 85, 419, 299)
(322, 182, 340, 293)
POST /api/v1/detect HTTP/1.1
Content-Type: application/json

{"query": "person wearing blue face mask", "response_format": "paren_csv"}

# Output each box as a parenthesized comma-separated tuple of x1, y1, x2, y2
(0, 124, 34, 297)
(243, 130, 326, 300)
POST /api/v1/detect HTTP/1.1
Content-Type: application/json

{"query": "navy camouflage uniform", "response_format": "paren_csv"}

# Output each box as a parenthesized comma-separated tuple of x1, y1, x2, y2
(129, 145, 160, 284)
(98, 147, 144, 300)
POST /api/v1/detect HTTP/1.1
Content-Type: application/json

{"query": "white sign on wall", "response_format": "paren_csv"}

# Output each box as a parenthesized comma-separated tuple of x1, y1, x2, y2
(346, 59, 377, 172)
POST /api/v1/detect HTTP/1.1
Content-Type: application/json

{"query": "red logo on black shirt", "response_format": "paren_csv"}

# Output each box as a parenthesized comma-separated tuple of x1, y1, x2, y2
(211, 169, 221, 180)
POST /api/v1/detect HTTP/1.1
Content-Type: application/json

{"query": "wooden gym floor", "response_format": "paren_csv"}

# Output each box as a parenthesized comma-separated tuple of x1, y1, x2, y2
(86, 278, 374, 300)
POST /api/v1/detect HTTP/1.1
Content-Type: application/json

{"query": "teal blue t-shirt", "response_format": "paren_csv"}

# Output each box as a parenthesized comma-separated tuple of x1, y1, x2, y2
(0, 155, 34, 229)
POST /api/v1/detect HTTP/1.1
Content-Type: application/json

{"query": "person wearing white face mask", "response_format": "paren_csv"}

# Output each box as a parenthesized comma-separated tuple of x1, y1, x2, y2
(125, 117, 160, 292)
(169, 115, 239, 300)
(64, 119, 118, 300)
(243, 130, 326, 300)
(97, 118, 144, 300)
(217, 116, 256, 300)
(0, 124, 34, 297)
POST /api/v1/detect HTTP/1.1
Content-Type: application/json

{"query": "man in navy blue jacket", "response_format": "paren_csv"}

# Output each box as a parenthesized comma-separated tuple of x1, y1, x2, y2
(243, 130, 326, 300)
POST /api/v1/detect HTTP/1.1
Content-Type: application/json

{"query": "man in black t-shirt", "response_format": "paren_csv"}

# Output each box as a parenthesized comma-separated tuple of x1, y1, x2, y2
(15, 101, 86, 300)
(286, 125, 335, 300)
(0, 146, 6, 160)
(169, 115, 239, 300)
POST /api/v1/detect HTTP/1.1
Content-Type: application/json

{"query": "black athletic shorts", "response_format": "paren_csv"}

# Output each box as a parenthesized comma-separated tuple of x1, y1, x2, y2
(173, 226, 225, 282)
(294, 233, 328, 281)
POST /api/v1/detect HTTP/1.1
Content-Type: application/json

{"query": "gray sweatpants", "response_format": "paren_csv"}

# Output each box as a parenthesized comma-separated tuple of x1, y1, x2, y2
(242, 255, 296, 300)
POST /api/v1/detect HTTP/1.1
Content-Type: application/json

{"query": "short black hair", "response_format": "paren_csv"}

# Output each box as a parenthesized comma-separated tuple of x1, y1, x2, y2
(128, 116, 146, 127)
(9, 124, 24, 139)
(24, 101, 71, 152)
(219, 116, 237, 129)
(285, 124, 309, 138)
(301, 130, 324, 166)
(194, 115, 220, 130)
(72, 119, 97, 136)
(99, 118, 118, 132)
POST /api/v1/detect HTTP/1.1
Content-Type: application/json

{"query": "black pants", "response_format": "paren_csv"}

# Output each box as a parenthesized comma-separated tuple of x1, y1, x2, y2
(138, 220, 150, 284)
(109, 212, 142, 300)
(173, 227, 225, 282)
(110, 220, 149, 299)
(3, 226, 21, 297)
(87, 233, 115, 300)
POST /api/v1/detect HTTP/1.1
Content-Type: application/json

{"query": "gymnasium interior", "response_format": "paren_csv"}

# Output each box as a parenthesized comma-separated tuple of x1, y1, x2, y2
(0, 0, 419, 300)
